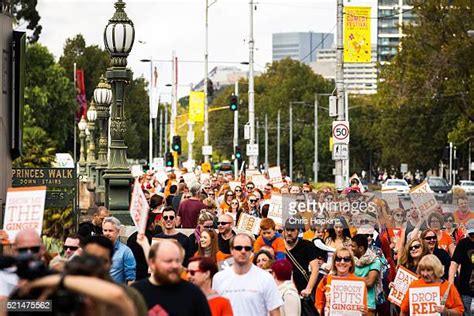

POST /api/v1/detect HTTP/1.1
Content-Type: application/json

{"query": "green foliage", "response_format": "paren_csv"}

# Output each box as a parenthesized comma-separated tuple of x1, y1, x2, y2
(13, 126, 56, 167)
(373, 0, 473, 172)
(13, 0, 42, 43)
(124, 77, 150, 159)
(24, 43, 76, 153)
(59, 34, 110, 100)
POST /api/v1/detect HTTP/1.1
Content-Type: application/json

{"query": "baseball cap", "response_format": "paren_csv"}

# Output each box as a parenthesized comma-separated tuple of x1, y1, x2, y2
(466, 218, 474, 234)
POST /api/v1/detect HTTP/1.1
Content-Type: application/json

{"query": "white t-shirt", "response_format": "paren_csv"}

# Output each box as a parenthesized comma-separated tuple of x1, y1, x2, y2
(212, 264, 283, 316)
(0, 269, 19, 297)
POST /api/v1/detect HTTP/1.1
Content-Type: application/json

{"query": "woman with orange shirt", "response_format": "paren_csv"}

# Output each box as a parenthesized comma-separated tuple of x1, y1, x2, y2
(187, 257, 233, 316)
(315, 247, 368, 316)
(194, 229, 230, 262)
(400, 254, 464, 316)
(427, 212, 455, 256)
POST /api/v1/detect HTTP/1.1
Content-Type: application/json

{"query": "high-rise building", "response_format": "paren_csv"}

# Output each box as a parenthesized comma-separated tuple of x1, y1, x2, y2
(272, 32, 334, 64)
(310, 46, 378, 94)
(377, 0, 416, 63)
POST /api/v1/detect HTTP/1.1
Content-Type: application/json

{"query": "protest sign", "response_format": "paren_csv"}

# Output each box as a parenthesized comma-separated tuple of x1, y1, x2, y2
(130, 180, 149, 234)
(382, 188, 400, 212)
(410, 181, 438, 217)
(408, 286, 440, 316)
(246, 169, 261, 183)
(330, 278, 366, 316)
(268, 166, 284, 188)
(182, 172, 198, 185)
(268, 195, 283, 225)
(229, 181, 241, 191)
(3, 186, 47, 242)
(388, 266, 419, 306)
(200, 173, 210, 183)
(236, 213, 261, 235)
(155, 169, 168, 185)
(252, 174, 267, 191)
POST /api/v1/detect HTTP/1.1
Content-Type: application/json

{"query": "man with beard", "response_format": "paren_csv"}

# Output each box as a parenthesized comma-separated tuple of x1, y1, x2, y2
(212, 233, 283, 315)
(132, 239, 211, 315)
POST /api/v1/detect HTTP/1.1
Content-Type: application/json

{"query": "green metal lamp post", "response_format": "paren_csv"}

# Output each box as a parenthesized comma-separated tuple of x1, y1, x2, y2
(78, 116, 88, 175)
(94, 75, 112, 205)
(86, 101, 98, 180)
(102, 0, 135, 223)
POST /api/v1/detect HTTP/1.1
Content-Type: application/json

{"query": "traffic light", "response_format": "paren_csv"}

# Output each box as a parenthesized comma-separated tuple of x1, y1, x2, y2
(165, 152, 173, 167)
(229, 95, 238, 111)
(172, 136, 182, 155)
(235, 146, 242, 160)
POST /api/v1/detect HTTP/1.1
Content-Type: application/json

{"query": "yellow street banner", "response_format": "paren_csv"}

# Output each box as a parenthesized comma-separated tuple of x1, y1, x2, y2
(344, 6, 371, 63)
(189, 91, 204, 122)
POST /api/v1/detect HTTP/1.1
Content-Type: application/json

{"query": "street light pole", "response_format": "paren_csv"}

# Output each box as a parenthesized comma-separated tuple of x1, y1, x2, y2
(248, 0, 256, 169)
(102, 0, 135, 222)
(233, 81, 239, 178)
(289, 102, 293, 180)
(314, 96, 318, 183)
(148, 59, 153, 167)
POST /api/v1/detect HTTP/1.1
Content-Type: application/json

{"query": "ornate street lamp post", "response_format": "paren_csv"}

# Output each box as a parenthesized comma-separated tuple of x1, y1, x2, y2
(78, 116, 88, 175)
(102, 0, 135, 222)
(94, 75, 112, 205)
(86, 101, 98, 179)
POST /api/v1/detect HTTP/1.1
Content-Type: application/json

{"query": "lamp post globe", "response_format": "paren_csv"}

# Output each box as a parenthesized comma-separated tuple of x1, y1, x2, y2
(78, 116, 88, 175)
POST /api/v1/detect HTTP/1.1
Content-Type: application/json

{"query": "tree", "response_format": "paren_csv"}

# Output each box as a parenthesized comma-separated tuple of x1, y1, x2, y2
(12, 0, 42, 43)
(13, 126, 56, 167)
(24, 43, 76, 153)
(373, 0, 473, 173)
(59, 34, 110, 100)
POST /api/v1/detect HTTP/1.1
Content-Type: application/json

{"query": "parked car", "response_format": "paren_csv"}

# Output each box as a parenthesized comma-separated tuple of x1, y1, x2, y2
(426, 176, 452, 204)
(458, 180, 474, 195)
(382, 179, 410, 199)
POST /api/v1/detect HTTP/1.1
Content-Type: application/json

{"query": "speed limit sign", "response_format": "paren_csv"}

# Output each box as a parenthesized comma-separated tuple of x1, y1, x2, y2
(332, 121, 349, 144)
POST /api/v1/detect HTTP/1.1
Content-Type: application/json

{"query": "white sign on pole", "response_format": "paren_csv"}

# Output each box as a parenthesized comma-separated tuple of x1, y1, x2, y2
(332, 144, 349, 160)
(268, 195, 283, 225)
(388, 266, 419, 307)
(400, 163, 408, 173)
(182, 172, 198, 185)
(329, 96, 338, 117)
(332, 121, 350, 144)
(187, 131, 195, 144)
(54, 153, 75, 168)
(4, 186, 47, 242)
(244, 123, 250, 140)
(252, 174, 267, 191)
(202, 145, 213, 156)
(246, 144, 259, 156)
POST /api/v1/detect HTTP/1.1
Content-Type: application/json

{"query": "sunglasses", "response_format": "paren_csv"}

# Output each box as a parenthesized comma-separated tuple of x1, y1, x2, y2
(235, 189, 242, 192)
(218, 221, 231, 226)
(246, 186, 254, 190)
(335, 256, 351, 262)
(203, 225, 214, 230)
(187, 269, 202, 276)
(316, 256, 326, 261)
(233, 245, 252, 252)
(163, 215, 175, 221)
(276, 229, 284, 233)
(445, 218, 454, 222)
(424, 236, 437, 241)
(362, 234, 373, 239)
(409, 244, 421, 251)
(249, 199, 257, 203)
(226, 194, 234, 197)
(17, 246, 41, 254)
(64, 245, 79, 251)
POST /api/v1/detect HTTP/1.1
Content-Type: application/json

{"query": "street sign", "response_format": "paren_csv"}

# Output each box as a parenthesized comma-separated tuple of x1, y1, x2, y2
(329, 96, 338, 117)
(400, 163, 408, 173)
(244, 123, 250, 140)
(246, 144, 259, 156)
(202, 145, 212, 156)
(332, 144, 349, 160)
(332, 121, 350, 144)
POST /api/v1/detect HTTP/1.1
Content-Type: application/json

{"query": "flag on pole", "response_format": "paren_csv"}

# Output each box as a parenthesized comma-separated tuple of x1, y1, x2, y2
(75, 69, 87, 121)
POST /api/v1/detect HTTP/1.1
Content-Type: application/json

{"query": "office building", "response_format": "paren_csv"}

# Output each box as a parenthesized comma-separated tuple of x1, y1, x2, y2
(272, 32, 334, 64)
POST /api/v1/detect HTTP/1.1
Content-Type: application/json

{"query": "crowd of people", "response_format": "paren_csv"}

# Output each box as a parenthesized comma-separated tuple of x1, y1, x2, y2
(0, 168, 473, 316)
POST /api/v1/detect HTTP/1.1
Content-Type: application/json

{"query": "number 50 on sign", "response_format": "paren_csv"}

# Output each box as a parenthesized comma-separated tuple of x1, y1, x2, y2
(332, 121, 350, 144)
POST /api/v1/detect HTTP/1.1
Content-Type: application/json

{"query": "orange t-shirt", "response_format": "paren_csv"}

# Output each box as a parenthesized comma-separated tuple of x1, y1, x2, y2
(315, 274, 368, 315)
(400, 279, 464, 315)
(437, 231, 453, 253)
(209, 296, 233, 316)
